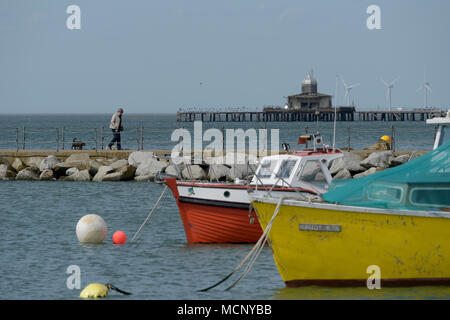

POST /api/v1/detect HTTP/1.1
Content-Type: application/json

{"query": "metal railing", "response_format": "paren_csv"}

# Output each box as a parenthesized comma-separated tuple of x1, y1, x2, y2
(0, 126, 148, 151)
(0, 124, 436, 152)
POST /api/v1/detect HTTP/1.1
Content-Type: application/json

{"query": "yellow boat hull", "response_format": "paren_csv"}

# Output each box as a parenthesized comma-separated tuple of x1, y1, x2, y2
(252, 197, 450, 287)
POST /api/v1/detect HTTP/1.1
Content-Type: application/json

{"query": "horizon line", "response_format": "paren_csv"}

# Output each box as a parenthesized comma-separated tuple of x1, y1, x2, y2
(0, 112, 177, 116)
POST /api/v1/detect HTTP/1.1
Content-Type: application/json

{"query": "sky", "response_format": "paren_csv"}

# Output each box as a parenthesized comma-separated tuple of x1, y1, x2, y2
(0, 0, 449, 114)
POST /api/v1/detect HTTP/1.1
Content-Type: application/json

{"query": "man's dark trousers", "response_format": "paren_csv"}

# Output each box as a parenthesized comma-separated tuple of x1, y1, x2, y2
(108, 129, 121, 150)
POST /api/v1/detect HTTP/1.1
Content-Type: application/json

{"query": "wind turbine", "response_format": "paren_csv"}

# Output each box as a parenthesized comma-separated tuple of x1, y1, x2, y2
(417, 72, 432, 108)
(381, 77, 399, 112)
(340, 76, 360, 106)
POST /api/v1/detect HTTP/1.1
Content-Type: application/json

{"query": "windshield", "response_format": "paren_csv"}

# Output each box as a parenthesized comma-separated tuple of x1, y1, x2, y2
(277, 159, 297, 179)
(258, 160, 277, 178)
(298, 160, 328, 189)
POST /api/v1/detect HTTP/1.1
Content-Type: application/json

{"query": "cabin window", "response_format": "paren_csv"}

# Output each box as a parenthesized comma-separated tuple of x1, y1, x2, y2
(366, 184, 404, 203)
(277, 160, 297, 179)
(410, 187, 450, 207)
(298, 160, 327, 185)
(258, 160, 277, 178)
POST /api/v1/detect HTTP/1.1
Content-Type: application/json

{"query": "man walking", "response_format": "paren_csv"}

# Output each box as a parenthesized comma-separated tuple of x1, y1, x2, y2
(107, 108, 124, 150)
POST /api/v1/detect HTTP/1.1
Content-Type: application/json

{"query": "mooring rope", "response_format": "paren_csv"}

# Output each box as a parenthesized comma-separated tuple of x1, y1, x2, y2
(130, 185, 168, 243)
(198, 196, 285, 292)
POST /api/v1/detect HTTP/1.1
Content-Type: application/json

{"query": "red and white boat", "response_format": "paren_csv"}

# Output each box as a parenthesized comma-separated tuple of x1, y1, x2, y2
(164, 134, 343, 243)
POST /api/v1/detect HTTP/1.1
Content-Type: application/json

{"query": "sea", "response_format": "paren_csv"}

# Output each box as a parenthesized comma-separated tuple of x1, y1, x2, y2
(1, 114, 449, 300)
(0, 114, 437, 151)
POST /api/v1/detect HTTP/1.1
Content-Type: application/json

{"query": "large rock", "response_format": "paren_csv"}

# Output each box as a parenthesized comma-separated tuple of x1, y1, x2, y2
(134, 175, 154, 182)
(102, 165, 136, 181)
(219, 152, 259, 180)
(109, 159, 128, 170)
(88, 160, 102, 176)
(66, 167, 79, 176)
(226, 163, 257, 181)
(104, 158, 119, 165)
(204, 155, 227, 165)
(101, 172, 122, 181)
(0, 161, 14, 171)
(224, 152, 258, 166)
(92, 165, 114, 182)
(12, 158, 25, 172)
(208, 164, 230, 181)
(65, 169, 91, 181)
(390, 154, 410, 166)
(94, 157, 111, 166)
(182, 165, 206, 180)
(0, 157, 12, 166)
(54, 153, 91, 173)
(93, 162, 134, 181)
(54, 162, 90, 173)
(128, 151, 155, 168)
(333, 169, 352, 180)
(353, 167, 383, 179)
(330, 152, 364, 175)
(135, 158, 168, 178)
(360, 151, 394, 169)
(24, 157, 45, 168)
(0, 164, 16, 180)
(39, 155, 60, 171)
(409, 151, 426, 161)
(16, 167, 40, 180)
(39, 169, 54, 181)
(165, 164, 183, 178)
(66, 153, 90, 163)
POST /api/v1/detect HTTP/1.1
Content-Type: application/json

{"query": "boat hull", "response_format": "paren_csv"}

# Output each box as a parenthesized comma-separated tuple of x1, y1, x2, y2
(165, 178, 262, 243)
(252, 197, 450, 287)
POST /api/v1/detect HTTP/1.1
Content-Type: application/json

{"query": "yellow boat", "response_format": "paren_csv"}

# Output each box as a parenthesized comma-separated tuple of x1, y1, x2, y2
(251, 127, 450, 287)
(252, 196, 450, 287)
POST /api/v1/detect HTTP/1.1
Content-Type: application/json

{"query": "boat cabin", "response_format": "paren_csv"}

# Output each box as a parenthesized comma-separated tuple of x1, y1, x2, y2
(251, 134, 343, 194)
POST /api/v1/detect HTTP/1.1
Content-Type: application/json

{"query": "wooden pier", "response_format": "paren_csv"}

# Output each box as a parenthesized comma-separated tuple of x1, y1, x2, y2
(355, 109, 444, 121)
(177, 108, 445, 122)
(177, 107, 355, 122)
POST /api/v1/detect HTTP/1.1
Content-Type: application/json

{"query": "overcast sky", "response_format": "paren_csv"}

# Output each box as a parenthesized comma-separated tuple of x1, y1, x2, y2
(0, 0, 449, 114)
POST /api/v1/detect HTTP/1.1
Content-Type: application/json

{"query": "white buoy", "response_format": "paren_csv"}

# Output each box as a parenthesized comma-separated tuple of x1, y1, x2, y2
(76, 214, 108, 244)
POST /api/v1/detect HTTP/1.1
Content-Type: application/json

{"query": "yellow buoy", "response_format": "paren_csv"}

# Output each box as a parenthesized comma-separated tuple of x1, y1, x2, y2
(80, 283, 132, 299)
(80, 283, 110, 299)
(380, 135, 391, 144)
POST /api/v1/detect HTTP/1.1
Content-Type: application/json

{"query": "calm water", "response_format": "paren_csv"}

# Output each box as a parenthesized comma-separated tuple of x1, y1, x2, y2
(0, 114, 446, 299)
(1, 181, 450, 300)
(0, 114, 436, 151)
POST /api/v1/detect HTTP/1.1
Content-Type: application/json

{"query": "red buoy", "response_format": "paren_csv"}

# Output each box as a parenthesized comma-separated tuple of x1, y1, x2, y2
(112, 231, 127, 244)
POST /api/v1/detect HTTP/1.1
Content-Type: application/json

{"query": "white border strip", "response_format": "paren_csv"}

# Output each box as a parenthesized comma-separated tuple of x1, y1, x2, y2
(249, 195, 450, 219)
